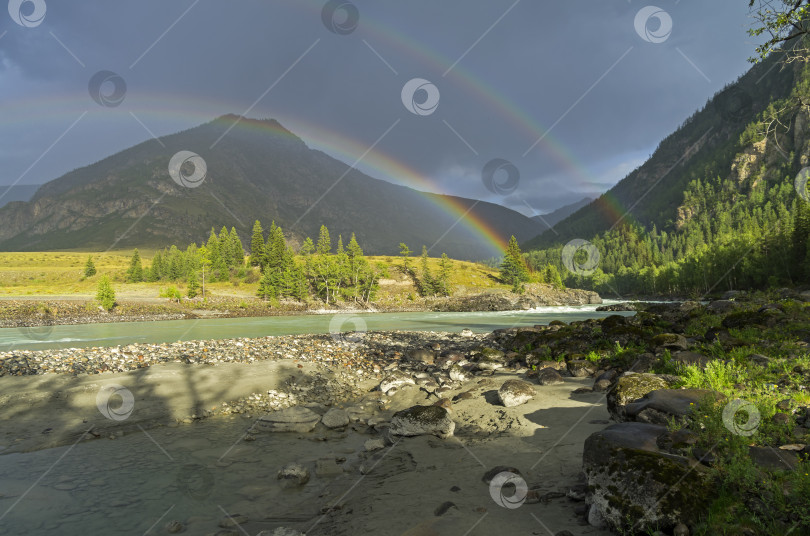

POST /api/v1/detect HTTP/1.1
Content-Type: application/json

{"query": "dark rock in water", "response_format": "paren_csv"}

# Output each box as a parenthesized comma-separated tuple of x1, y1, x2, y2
(567, 359, 597, 378)
(390, 405, 455, 438)
(583, 422, 712, 532)
(498, 379, 535, 407)
(535, 367, 565, 386)
(624, 389, 725, 425)
(597, 303, 636, 312)
(606, 373, 678, 422)
(277, 462, 310, 488)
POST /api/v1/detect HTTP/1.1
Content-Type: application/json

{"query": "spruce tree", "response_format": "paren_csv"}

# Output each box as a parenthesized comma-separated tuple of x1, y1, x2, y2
(267, 223, 286, 272)
(500, 236, 529, 292)
(187, 271, 200, 298)
(228, 227, 243, 267)
(249, 220, 265, 267)
(126, 249, 144, 283)
(300, 237, 315, 256)
(543, 264, 565, 290)
(399, 243, 412, 273)
(418, 246, 435, 296)
(257, 268, 277, 300)
(84, 255, 96, 278)
(317, 225, 331, 255)
(436, 253, 452, 296)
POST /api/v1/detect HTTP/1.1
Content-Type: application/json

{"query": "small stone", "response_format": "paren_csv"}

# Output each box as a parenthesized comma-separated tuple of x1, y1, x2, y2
(364, 438, 385, 452)
(165, 520, 184, 534)
(321, 408, 350, 429)
(277, 463, 310, 488)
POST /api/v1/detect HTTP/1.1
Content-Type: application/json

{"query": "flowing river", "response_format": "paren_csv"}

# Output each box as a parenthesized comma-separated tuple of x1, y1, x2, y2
(0, 302, 632, 352)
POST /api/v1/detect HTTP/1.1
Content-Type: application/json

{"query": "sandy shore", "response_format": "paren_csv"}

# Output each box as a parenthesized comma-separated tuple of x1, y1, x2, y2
(0, 332, 611, 536)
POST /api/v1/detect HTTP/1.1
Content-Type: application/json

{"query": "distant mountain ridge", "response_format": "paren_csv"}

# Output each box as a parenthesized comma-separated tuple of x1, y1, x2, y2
(0, 115, 543, 259)
(531, 197, 593, 231)
(0, 185, 40, 209)
(524, 48, 797, 250)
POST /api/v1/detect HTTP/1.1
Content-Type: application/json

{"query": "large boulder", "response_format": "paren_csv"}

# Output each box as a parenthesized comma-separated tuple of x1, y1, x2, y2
(535, 367, 565, 386)
(498, 379, 535, 407)
(389, 405, 455, 439)
(583, 422, 712, 532)
(624, 389, 725, 425)
(606, 373, 678, 422)
(567, 359, 597, 378)
(255, 407, 321, 433)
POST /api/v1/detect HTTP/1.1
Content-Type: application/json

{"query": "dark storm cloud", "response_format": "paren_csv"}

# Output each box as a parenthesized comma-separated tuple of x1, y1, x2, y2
(0, 0, 756, 214)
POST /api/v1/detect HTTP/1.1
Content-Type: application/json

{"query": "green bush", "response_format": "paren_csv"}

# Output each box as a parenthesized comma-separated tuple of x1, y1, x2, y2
(96, 275, 116, 311)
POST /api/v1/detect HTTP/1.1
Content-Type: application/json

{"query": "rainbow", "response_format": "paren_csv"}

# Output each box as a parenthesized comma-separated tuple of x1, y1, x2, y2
(209, 114, 510, 253)
(300, 0, 630, 225)
(2, 1, 641, 253)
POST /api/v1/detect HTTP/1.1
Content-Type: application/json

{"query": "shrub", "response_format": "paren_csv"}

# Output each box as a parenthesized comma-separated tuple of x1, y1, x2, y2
(96, 275, 116, 311)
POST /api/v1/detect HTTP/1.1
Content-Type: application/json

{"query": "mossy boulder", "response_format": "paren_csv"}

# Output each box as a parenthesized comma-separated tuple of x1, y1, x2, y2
(606, 373, 678, 422)
(583, 422, 712, 532)
(624, 389, 725, 425)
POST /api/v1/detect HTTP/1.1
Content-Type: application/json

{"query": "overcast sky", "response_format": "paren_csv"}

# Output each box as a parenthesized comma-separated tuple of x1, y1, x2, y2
(0, 0, 759, 215)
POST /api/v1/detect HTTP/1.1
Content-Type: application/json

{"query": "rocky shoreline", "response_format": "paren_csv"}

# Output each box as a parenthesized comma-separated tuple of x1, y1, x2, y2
(2, 291, 807, 535)
(0, 285, 601, 329)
